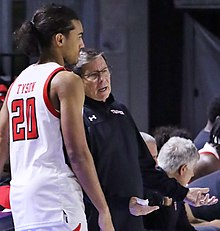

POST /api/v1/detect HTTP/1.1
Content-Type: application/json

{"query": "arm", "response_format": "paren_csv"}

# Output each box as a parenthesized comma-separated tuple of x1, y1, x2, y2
(119, 105, 189, 201)
(120, 105, 216, 207)
(51, 72, 114, 231)
(186, 203, 220, 228)
(129, 196, 159, 216)
(186, 203, 208, 224)
(136, 129, 189, 201)
(176, 202, 197, 231)
(184, 187, 218, 207)
(0, 101, 10, 178)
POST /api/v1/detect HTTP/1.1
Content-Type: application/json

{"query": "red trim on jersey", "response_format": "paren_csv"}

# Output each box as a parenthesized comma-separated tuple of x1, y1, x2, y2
(73, 223, 81, 231)
(199, 151, 219, 159)
(0, 185, 10, 209)
(43, 67, 65, 118)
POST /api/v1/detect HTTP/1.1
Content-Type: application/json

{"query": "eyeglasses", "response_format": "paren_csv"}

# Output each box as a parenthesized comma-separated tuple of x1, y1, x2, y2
(82, 66, 112, 82)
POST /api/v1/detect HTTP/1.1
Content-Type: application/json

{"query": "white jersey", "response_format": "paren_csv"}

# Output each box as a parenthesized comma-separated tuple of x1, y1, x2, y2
(7, 62, 87, 231)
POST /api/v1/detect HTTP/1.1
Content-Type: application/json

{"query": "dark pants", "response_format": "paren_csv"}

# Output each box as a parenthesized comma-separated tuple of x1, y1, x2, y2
(0, 212, 14, 231)
(85, 196, 145, 231)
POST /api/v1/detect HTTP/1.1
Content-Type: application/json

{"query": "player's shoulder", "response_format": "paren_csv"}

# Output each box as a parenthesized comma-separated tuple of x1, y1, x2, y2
(52, 70, 82, 88)
(56, 69, 81, 80)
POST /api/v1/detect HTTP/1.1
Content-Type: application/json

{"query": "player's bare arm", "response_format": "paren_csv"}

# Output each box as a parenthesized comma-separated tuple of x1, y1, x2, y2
(50, 71, 114, 231)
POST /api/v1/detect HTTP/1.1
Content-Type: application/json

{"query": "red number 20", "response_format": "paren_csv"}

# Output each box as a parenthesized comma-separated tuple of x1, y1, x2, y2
(12, 98, 39, 141)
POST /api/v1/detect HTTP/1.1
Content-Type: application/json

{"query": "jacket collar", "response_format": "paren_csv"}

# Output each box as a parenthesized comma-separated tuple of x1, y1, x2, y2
(84, 94, 115, 109)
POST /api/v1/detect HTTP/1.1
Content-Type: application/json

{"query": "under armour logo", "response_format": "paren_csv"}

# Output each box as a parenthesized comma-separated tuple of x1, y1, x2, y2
(88, 115, 97, 122)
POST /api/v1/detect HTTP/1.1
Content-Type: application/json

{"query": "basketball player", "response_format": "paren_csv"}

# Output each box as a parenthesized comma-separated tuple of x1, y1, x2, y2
(0, 4, 114, 231)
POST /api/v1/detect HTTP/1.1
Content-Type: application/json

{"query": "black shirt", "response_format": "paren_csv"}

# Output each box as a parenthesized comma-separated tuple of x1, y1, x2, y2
(83, 94, 188, 200)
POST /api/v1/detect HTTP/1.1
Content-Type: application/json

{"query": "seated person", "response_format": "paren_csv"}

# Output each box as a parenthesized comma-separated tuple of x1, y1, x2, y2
(143, 137, 219, 231)
(152, 125, 192, 153)
(140, 132, 158, 165)
(194, 95, 220, 150)
(193, 117, 220, 181)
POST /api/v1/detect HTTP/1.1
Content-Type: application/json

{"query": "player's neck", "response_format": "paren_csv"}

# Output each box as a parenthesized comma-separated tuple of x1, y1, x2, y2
(38, 50, 64, 66)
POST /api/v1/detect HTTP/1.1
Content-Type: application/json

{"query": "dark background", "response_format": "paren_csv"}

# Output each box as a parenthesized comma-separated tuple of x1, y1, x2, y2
(1, 0, 220, 137)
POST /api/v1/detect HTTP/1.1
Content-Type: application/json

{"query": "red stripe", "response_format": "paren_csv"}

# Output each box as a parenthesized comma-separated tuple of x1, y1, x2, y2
(0, 185, 10, 209)
(73, 223, 81, 231)
(43, 67, 65, 118)
(199, 151, 218, 158)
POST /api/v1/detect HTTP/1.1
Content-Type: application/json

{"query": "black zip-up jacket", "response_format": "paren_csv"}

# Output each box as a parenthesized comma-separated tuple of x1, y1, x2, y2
(83, 94, 188, 201)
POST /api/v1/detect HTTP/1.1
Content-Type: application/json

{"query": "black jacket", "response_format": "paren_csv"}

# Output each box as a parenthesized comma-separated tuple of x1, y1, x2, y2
(144, 200, 196, 231)
(83, 94, 188, 201)
(143, 167, 196, 231)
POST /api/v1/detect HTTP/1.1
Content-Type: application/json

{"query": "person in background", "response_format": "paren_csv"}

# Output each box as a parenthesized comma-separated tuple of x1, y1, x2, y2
(140, 132, 158, 165)
(143, 137, 199, 230)
(0, 4, 114, 231)
(152, 125, 192, 153)
(194, 95, 220, 150)
(192, 117, 220, 182)
(144, 137, 220, 231)
(74, 48, 218, 231)
(0, 83, 8, 110)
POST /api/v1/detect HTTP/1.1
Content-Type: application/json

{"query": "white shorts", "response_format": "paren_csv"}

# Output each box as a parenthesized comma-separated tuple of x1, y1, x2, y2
(26, 222, 82, 231)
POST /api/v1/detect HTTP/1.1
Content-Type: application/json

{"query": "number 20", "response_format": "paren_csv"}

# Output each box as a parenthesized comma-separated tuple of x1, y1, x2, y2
(12, 98, 39, 141)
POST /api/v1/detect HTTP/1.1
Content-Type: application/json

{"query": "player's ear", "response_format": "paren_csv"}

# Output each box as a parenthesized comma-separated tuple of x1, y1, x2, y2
(55, 33, 65, 46)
